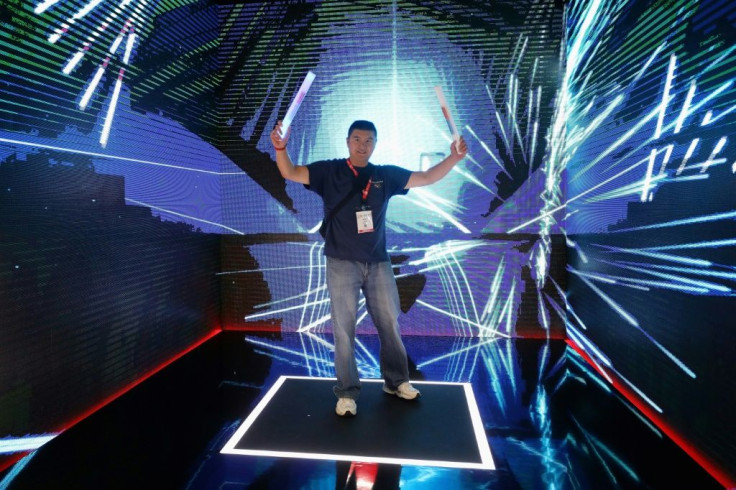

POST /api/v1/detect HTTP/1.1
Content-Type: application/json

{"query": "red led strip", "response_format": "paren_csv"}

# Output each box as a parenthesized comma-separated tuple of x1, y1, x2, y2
(567, 339, 735, 489)
(0, 328, 222, 475)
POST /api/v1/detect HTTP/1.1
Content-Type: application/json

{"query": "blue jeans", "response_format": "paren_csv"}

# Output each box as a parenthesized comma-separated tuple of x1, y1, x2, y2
(326, 257, 410, 399)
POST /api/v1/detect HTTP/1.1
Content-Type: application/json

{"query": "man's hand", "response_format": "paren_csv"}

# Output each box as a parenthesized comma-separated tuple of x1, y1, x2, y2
(270, 120, 309, 184)
(271, 120, 290, 149)
(450, 136, 468, 160)
(406, 135, 468, 189)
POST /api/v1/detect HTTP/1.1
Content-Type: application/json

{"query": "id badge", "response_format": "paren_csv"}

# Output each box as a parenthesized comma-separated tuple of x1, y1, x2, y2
(356, 209, 374, 234)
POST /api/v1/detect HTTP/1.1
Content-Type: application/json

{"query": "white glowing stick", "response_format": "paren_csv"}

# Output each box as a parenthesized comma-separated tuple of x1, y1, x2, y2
(435, 86, 460, 144)
(280, 71, 316, 138)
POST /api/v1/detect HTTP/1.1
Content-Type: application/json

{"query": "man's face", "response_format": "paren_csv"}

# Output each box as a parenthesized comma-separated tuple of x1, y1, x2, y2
(346, 129, 376, 166)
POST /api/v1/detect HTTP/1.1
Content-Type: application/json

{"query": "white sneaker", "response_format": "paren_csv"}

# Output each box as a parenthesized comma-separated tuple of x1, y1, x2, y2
(383, 381, 421, 400)
(336, 397, 357, 416)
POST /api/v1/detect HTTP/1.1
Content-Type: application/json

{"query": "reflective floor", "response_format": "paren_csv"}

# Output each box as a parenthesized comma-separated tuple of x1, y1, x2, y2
(1, 331, 723, 489)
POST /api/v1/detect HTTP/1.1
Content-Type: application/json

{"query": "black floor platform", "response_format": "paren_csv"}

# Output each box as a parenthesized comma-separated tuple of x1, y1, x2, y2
(222, 376, 494, 469)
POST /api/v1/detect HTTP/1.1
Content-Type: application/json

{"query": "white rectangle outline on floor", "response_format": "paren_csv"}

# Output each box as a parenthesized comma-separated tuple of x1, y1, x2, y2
(220, 375, 495, 470)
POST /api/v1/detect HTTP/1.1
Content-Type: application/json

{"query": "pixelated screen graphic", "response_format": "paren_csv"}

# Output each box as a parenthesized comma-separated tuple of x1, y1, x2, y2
(0, 0, 222, 460)
(557, 0, 736, 479)
(215, 1, 567, 336)
(1, 1, 568, 340)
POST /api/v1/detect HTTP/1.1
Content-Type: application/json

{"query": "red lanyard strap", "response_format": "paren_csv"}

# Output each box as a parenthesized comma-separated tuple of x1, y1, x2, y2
(346, 159, 372, 201)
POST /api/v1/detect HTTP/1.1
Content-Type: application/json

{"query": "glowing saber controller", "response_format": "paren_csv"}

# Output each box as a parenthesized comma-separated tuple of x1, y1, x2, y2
(280, 70, 316, 138)
(434, 85, 460, 149)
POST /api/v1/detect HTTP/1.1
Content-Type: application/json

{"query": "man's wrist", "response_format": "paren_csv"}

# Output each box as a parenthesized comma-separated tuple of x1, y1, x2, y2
(274, 145, 286, 151)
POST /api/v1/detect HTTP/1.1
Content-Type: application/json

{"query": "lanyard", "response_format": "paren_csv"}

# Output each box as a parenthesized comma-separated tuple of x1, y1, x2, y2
(346, 159, 372, 202)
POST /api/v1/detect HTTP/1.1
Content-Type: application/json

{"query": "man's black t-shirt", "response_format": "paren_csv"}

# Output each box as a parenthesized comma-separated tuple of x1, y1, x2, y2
(306, 159, 411, 262)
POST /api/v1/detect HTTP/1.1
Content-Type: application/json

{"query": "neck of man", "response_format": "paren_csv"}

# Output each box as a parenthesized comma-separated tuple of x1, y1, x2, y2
(350, 157, 369, 168)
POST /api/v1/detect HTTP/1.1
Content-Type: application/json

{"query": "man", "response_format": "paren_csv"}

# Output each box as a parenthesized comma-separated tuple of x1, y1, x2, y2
(271, 119, 467, 416)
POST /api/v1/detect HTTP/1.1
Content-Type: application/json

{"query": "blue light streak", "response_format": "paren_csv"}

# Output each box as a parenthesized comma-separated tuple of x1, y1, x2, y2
(569, 267, 698, 379)
(566, 323, 613, 370)
(244, 299, 331, 321)
(0, 137, 242, 175)
(593, 244, 713, 267)
(415, 300, 509, 338)
(654, 54, 677, 140)
(246, 337, 331, 365)
(674, 81, 696, 134)
(125, 198, 245, 234)
(0, 451, 39, 489)
(607, 210, 736, 234)
(567, 350, 612, 394)
(570, 261, 711, 294)
(699, 136, 728, 173)
(416, 337, 500, 369)
(641, 239, 736, 251)
(0, 435, 57, 454)
(618, 261, 736, 282)
(701, 103, 736, 125)
(570, 415, 639, 485)
(33, 0, 60, 14)
(605, 262, 731, 294)
(217, 266, 321, 276)
(568, 269, 639, 327)
(633, 41, 665, 82)
(617, 370, 663, 413)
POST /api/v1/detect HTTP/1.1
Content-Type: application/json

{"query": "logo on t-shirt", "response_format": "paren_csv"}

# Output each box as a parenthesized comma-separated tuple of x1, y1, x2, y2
(372, 180, 383, 189)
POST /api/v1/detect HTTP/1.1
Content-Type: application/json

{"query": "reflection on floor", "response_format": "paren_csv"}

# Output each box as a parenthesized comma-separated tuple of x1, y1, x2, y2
(0, 331, 723, 489)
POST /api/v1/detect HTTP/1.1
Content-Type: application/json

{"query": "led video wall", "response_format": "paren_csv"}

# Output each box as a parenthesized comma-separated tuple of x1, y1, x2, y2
(3, 0, 734, 482)
(216, 1, 567, 337)
(562, 0, 736, 480)
(0, 0, 566, 466)
(0, 0, 221, 459)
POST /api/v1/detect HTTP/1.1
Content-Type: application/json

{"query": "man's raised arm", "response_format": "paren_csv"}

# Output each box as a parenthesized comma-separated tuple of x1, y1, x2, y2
(405, 136, 468, 189)
(271, 120, 309, 185)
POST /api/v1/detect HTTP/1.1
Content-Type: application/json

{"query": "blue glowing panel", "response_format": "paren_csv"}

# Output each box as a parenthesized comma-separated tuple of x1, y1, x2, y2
(0, 0, 221, 465)
(1, 0, 225, 232)
(560, 0, 736, 480)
